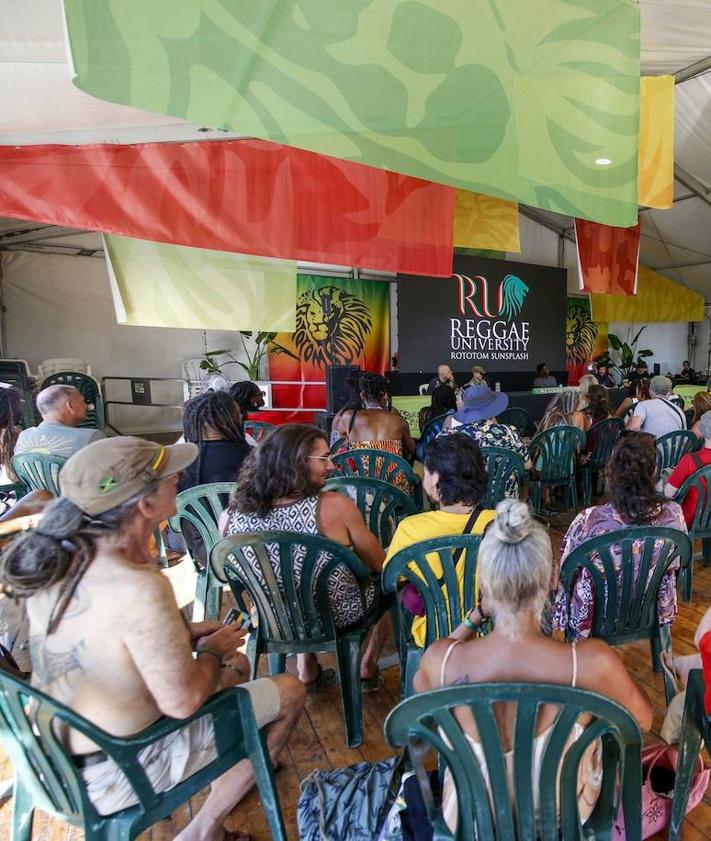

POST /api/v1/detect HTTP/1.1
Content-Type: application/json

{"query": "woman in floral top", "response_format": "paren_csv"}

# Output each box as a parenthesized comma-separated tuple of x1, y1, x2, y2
(552, 433, 687, 640)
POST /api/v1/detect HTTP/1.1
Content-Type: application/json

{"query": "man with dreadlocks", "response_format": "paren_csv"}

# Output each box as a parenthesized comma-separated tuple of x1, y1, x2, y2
(0, 436, 305, 841)
(179, 391, 251, 492)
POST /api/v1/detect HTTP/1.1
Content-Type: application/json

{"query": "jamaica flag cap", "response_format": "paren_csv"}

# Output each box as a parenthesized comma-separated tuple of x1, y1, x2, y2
(60, 436, 197, 516)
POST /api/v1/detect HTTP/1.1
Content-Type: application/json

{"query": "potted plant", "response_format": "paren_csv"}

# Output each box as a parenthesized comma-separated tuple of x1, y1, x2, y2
(199, 332, 298, 381)
(607, 327, 653, 381)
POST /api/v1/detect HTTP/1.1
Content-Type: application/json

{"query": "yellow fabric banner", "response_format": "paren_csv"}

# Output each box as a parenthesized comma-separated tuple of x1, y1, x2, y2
(104, 235, 297, 331)
(590, 265, 703, 323)
(638, 76, 675, 209)
(453, 190, 520, 253)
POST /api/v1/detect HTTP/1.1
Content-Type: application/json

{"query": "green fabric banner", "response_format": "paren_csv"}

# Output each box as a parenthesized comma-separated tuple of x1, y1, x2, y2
(64, 0, 640, 226)
(104, 235, 297, 330)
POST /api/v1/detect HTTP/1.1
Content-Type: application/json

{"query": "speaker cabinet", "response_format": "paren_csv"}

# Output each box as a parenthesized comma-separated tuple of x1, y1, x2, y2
(326, 365, 360, 414)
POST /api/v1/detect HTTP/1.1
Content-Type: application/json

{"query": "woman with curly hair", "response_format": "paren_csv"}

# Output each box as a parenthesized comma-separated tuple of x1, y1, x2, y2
(582, 384, 612, 427)
(552, 433, 686, 640)
(614, 377, 651, 419)
(219, 423, 386, 691)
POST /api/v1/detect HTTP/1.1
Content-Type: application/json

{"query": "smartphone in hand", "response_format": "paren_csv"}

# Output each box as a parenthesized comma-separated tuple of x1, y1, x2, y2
(223, 607, 253, 631)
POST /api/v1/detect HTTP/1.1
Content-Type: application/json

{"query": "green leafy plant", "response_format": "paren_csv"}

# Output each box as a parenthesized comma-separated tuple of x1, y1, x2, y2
(607, 327, 653, 380)
(199, 332, 299, 380)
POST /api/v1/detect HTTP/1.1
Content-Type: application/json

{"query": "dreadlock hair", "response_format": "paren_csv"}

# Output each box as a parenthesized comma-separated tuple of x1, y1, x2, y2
(0, 388, 23, 470)
(230, 424, 327, 517)
(182, 391, 246, 485)
(229, 381, 263, 420)
(342, 369, 365, 412)
(0, 484, 160, 635)
(359, 372, 390, 406)
(537, 389, 580, 432)
(606, 433, 662, 525)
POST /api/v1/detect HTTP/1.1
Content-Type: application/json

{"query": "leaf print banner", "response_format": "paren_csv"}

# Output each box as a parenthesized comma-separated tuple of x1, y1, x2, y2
(575, 218, 640, 295)
(63, 0, 641, 227)
(638, 76, 674, 209)
(454, 190, 520, 252)
(104, 235, 297, 331)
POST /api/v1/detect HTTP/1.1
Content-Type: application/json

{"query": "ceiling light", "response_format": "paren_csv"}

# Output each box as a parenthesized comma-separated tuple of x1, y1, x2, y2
(595, 157, 612, 166)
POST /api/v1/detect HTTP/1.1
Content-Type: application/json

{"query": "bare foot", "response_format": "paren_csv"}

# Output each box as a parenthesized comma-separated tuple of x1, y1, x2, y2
(662, 651, 701, 690)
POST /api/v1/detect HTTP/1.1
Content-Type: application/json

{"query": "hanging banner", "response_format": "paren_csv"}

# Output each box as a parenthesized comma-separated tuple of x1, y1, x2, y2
(397, 254, 567, 373)
(591, 265, 705, 323)
(453, 190, 520, 253)
(639, 76, 675, 209)
(0, 140, 453, 276)
(575, 218, 641, 295)
(268, 275, 390, 413)
(104, 234, 297, 331)
(63, 0, 641, 227)
(566, 296, 609, 386)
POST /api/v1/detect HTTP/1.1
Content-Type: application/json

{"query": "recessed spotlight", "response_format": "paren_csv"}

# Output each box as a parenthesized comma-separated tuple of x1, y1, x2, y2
(595, 157, 612, 166)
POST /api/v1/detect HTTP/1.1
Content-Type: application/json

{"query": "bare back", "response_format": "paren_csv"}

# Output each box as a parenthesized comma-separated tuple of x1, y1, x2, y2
(341, 408, 412, 452)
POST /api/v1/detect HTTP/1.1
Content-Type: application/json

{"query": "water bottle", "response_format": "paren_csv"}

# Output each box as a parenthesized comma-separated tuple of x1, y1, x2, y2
(494, 382, 501, 392)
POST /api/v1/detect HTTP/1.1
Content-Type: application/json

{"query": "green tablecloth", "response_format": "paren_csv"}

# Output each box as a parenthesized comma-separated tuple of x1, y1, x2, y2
(673, 384, 706, 409)
(392, 395, 429, 437)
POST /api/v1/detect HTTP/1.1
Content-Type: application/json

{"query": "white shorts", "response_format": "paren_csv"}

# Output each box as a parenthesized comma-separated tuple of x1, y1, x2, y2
(81, 677, 281, 816)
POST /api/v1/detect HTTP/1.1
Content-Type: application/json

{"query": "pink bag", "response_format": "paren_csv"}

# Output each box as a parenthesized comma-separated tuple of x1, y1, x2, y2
(613, 742, 710, 839)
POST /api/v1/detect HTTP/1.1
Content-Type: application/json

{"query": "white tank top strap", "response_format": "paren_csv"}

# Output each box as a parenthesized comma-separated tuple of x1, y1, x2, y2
(571, 642, 578, 688)
(440, 639, 462, 687)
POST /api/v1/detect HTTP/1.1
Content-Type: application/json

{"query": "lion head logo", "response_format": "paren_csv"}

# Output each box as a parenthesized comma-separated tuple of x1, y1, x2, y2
(566, 302, 599, 365)
(294, 285, 372, 368)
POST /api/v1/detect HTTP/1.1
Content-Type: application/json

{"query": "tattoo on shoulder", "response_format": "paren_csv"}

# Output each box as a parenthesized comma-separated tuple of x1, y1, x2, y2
(30, 635, 86, 689)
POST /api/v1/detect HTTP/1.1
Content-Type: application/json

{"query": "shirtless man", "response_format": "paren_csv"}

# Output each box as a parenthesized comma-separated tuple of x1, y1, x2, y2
(0, 436, 304, 841)
(331, 371, 415, 458)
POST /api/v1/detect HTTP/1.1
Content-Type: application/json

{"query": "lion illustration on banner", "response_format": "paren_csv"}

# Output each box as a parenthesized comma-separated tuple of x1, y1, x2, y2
(566, 301, 599, 365)
(294, 285, 373, 368)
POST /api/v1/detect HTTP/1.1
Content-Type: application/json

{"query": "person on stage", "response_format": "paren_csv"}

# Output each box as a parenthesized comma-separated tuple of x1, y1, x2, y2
(462, 365, 488, 390)
(675, 360, 696, 383)
(628, 359, 649, 384)
(426, 364, 456, 395)
(595, 363, 615, 388)
(533, 363, 558, 389)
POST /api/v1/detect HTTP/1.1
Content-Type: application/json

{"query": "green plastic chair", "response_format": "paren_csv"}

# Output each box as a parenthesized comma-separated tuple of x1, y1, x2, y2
(332, 448, 424, 510)
(384, 683, 643, 841)
(415, 412, 448, 462)
(243, 420, 273, 443)
(528, 425, 586, 513)
(381, 534, 484, 697)
(330, 435, 348, 455)
(10, 452, 65, 496)
(479, 446, 527, 507)
(672, 461, 711, 601)
(40, 371, 105, 430)
(213, 531, 383, 747)
(656, 430, 697, 473)
(497, 406, 531, 436)
(581, 417, 624, 507)
(0, 669, 286, 841)
(323, 476, 418, 547)
(558, 526, 691, 705)
(169, 482, 235, 621)
(668, 669, 709, 840)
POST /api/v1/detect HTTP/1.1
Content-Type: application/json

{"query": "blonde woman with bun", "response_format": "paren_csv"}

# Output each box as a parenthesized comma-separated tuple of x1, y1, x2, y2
(576, 373, 598, 410)
(414, 499, 653, 830)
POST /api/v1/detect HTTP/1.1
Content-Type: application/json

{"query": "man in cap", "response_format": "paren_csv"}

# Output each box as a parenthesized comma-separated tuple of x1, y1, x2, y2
(626, 375, 686, 438)
(1, 436, 304, 840)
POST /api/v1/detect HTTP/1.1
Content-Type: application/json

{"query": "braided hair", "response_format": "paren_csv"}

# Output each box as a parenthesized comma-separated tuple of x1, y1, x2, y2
(0, 486, 159, 634)
(182, 391, 245, 484)
(359, 371, 390, 406)
(229, 381, 263, 420)
(0, 388, 23, 470)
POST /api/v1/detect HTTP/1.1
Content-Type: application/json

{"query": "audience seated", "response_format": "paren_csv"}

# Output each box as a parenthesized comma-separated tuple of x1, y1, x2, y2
(664, 410, 711, 526)
(537, 389, 587, 433)
(614, 377, 651, 419)
(0, 387, 23, 483)
(552, 433, 686, 640)
(576, 373, 598, 410)
(418, 383, 456, 432)
(414, 499, 652, 831)
(0, 436, 304, 839)
(383, 434, 495, 648)
(626, 375, 686, 436)
(14, 384, 104, 458)
(690, 392, 711, 439)
(219, 424, 387, 691)
(330, 372, 415, 461)
(582, 384, 612, 427)
(179, 391, 251, 492)
(439, 384, 531, 483)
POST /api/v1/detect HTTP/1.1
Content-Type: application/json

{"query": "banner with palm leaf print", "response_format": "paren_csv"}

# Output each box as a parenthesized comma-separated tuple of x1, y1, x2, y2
(63, 0, 641, 227)
(566, 295, 608, 385)
(267, 274, 390, 415)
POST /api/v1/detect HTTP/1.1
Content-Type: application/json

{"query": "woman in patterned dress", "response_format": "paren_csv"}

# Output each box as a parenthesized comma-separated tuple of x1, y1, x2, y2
(552, 433, 687, 640)
(219, 424, 387, 690)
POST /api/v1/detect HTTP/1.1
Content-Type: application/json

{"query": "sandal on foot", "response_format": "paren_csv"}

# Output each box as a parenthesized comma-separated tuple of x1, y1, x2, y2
(303, 664, 337, 693)
(361, 672, 384, 693)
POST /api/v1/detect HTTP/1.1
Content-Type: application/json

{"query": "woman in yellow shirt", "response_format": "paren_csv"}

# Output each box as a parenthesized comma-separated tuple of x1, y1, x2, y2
(383, 434, 495, 646)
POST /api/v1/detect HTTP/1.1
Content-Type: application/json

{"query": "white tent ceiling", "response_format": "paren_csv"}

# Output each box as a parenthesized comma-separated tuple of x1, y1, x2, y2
(2, 1, 711, 297)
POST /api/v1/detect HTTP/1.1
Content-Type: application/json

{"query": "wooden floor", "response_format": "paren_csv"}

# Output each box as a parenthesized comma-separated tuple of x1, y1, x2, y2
(3, 509, 711, 839)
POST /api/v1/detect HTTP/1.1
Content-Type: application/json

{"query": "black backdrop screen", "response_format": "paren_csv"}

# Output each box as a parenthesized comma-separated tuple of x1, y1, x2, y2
(397, 255, 567, 374)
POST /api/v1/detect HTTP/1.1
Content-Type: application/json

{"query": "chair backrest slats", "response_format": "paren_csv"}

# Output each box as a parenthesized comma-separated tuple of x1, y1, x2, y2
(170, 482, 234, 562)
(529, 425, 586, 482)
(331, 448, 421, 507)
(676, 462, 711, 534)
(497, 407, 531, 435)
(40, 371, 104, 429)
(480, 446, 526, 507)
(656, 430, 697, 472)
(585, 418, 624, 472)
(243, 420, 273, 443)
(11, 453, 66, 496)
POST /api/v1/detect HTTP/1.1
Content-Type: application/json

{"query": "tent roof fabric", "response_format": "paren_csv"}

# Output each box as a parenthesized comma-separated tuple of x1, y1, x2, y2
(2, 1, 711, 299)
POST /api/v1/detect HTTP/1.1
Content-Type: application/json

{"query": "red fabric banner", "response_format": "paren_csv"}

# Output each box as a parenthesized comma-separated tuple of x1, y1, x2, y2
(0, 140, 454, 276)
(575, 218, 641, 295)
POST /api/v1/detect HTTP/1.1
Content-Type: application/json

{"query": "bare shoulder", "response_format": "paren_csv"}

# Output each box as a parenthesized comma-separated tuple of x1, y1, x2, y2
(319, 491, 359, 517)
(574, 637, 623, 676)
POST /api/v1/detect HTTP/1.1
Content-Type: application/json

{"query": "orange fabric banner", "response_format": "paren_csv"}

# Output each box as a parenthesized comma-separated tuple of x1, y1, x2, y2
(639, 76, 675, 209)
(575, 218, 640, 295)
